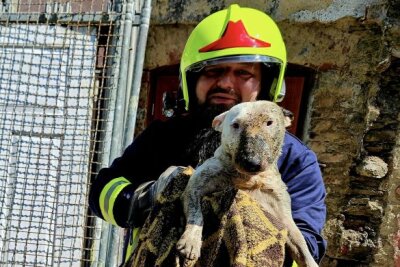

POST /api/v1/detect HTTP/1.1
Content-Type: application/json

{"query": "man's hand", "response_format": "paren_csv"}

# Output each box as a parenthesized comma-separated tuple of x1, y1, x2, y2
(151, 166, 185, 204)
(127, 166, 186, 227)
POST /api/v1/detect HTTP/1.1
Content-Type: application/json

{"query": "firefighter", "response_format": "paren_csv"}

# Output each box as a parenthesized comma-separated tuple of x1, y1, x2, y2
(89, 4, 327, 266)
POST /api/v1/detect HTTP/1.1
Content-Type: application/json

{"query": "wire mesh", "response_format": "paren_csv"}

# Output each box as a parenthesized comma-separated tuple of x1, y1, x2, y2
(0, 1, 134, 266)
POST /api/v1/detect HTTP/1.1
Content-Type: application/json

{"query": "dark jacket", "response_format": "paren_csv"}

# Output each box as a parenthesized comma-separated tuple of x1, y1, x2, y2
(89, 114, 327, 263)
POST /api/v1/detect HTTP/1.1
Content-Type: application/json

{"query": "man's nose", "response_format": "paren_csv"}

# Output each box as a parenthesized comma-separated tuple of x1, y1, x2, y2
(216, 71, 235, 89)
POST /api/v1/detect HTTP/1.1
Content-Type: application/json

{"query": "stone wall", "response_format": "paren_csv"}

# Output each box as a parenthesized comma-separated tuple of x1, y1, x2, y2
(138, 1, 400, 266)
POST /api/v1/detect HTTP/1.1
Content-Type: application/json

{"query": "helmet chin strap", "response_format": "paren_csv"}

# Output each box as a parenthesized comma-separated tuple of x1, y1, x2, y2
(276, 80, 286, 102)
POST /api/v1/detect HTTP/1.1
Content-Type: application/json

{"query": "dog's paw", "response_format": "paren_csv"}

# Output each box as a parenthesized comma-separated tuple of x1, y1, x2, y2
(175, 254, 197, 267)
(176, 236, 202, 261)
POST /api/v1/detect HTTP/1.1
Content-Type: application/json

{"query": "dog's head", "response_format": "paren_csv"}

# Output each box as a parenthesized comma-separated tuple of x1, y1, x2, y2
(212, 101, 289, 175)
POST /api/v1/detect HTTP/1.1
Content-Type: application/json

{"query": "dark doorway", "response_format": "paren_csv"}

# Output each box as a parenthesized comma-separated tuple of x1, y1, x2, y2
(147, 64, 316, 139)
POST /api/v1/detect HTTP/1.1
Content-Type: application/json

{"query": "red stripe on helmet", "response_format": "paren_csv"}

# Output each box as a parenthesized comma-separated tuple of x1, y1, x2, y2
(199, 20, 271, 52)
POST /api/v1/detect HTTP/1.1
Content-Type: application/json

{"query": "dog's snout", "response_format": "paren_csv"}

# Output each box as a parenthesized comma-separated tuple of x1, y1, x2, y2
(235, 133, 267, 174)
(239, 158, 262, 173)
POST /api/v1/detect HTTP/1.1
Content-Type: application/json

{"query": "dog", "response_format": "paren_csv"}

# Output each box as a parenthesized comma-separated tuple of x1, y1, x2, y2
(176, 101, 318, 267)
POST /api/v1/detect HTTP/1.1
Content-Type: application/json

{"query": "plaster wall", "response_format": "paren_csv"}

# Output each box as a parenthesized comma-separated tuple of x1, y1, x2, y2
(138, 1, 400, 266)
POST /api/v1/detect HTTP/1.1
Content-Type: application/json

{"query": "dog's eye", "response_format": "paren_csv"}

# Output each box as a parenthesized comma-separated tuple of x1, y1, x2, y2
(232, 122, 240, 129)
(266, 121, 273, 126)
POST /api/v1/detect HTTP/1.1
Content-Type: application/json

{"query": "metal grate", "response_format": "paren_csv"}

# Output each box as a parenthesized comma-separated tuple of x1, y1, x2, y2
(0, 1, 146, 266)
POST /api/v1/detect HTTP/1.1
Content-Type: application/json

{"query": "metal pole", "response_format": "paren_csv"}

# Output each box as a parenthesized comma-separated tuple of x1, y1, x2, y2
(123, 0, 152, 147)
(98, 0, 136, 266)
(110, 0, 134, 162)
(95, 14, 125, 267)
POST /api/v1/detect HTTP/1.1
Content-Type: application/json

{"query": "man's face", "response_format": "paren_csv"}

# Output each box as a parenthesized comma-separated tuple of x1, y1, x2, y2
(195, 62, 262, 110)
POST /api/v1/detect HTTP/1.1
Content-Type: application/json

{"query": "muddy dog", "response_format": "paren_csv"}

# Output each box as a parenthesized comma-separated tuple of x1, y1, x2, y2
(176, 101, 318, 267)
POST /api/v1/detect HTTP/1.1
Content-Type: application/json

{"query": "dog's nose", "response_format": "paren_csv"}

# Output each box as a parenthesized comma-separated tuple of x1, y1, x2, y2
(240, 158, 262, 173)
(235, 134, 267, 174)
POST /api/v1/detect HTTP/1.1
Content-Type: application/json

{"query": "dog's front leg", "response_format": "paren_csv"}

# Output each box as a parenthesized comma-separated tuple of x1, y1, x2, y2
(176, 157, 228, 264)
(262, 172, 318, 267)
(284, 219, 318, 267)
(275, 196, 318, 267)
(176, 185, 204, 262)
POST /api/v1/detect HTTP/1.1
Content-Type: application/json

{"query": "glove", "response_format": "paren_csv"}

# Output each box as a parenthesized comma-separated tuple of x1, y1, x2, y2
(127, 166, 186, 227)
(151, 166, 186, 204)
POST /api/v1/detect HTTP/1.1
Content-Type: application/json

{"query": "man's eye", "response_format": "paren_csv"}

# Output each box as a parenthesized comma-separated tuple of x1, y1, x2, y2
(236, 70, 253, 78)
(203, 68, 223, 77)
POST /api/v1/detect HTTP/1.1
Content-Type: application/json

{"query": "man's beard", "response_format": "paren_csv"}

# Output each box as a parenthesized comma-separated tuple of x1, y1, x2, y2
(187, 127, 221, 167)
(187, 104, 227, 167)
(188, 93, 240, 166)
(193, 103, 230, 128)
(193, 87, 241, 127)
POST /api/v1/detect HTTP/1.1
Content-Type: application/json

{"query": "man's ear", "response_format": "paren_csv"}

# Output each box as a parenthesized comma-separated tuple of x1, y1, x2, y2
(212, 111, 228, 132)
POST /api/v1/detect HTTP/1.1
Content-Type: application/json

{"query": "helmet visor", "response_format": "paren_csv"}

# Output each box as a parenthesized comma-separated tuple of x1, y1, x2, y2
(186, 55, 282, 73)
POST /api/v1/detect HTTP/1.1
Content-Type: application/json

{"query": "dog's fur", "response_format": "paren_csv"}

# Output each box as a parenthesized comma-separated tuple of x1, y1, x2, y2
(176, 101, 318, 267)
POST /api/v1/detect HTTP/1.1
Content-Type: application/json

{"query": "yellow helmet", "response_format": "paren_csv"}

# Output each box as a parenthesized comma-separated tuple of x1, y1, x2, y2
(180, 4, 287, 110)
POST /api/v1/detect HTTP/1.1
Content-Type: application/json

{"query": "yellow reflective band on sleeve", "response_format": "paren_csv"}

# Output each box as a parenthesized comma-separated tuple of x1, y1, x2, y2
(99, 177, 131, 226)
(124, 227, 141, 263)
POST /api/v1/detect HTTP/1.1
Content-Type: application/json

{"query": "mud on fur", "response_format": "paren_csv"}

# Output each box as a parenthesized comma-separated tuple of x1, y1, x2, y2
(176, 101, 318, 267)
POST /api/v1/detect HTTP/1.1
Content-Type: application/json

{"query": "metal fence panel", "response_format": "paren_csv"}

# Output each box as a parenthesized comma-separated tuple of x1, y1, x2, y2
(0, 1, 143, 266)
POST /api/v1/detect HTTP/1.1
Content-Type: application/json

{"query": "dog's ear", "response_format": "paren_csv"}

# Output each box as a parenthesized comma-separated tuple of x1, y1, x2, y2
(281, 108, 294, 128)
(212, 111, 228, 132)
